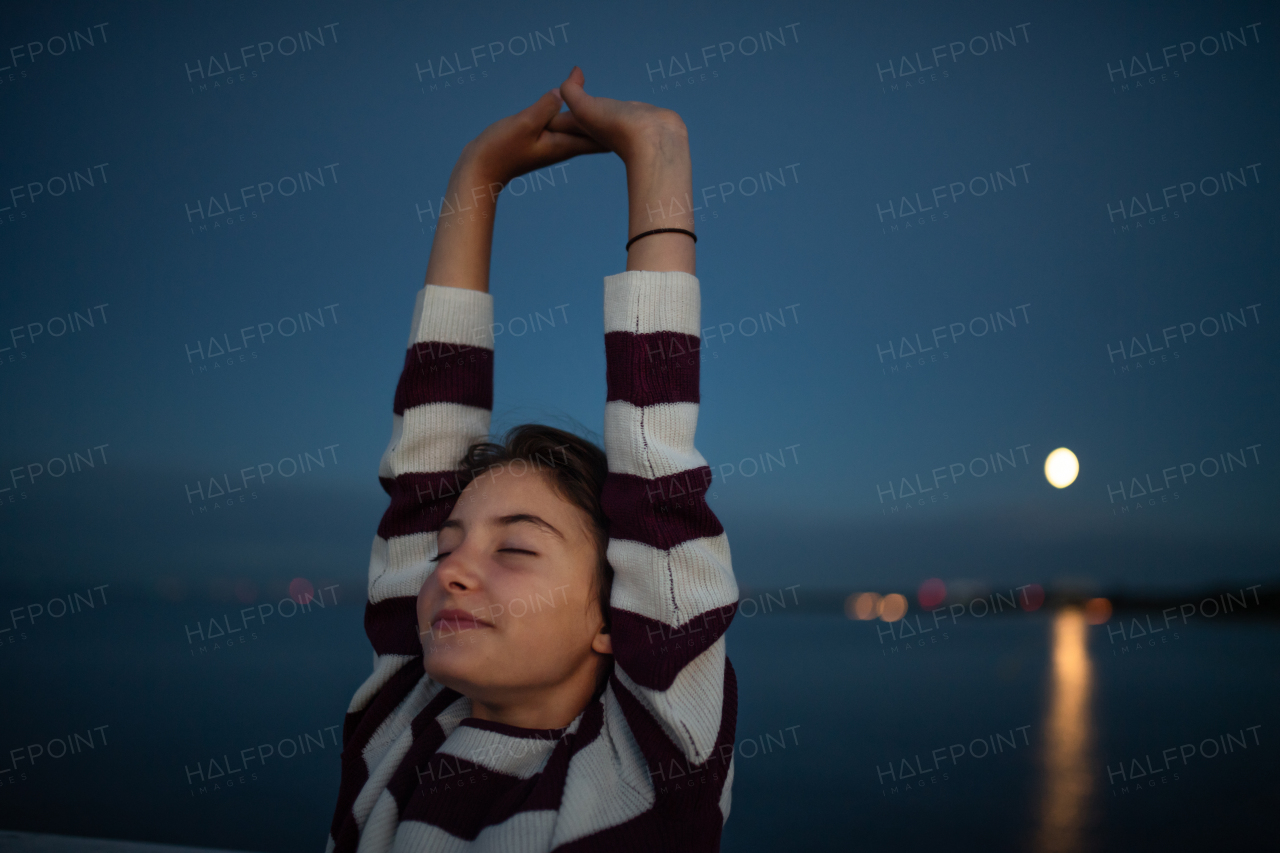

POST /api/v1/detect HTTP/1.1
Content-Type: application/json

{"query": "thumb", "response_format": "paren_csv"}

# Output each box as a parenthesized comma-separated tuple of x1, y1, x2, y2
(557, 70, 597, 124)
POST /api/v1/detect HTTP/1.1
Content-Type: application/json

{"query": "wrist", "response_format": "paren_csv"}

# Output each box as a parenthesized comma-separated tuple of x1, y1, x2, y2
(622, 122, 690, 174)
(627, 168, 693, 234)
(452, 146, 503, 191)
(445, 160, 503, 214)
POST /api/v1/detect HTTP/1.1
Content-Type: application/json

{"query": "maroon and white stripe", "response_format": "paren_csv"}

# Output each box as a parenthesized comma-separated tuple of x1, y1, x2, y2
(328, 271, 738, 852)
(600, 270, 739, 767)
(329, 285, 494, 852)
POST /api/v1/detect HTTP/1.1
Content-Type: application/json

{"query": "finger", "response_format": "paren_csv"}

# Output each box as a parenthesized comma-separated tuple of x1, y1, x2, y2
(546, 110, 594, 137)
(546, 111, 613, 155)
(557, 68, 598, 124)
(537, 126, 609, 160)
(559, 65, 586, 93)
(544, 132, 609, 159)
(523, 88, 565, 129)
(515, 137, 606, 178)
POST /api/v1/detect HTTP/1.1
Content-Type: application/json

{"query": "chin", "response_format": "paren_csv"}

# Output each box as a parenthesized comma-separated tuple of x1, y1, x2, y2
(423, 642, 484, 687)
(422, 656, 466, 692)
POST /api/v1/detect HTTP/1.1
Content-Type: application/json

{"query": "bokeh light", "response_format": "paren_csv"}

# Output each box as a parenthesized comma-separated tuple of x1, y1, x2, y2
(845, 592, 882, 620)
(879, 593, 908, 622)
(289, 577, 316, 605)
(1021, 583, 1046, 611)
(1084, 597, 1112, 624)
(917, 578, 947, 609)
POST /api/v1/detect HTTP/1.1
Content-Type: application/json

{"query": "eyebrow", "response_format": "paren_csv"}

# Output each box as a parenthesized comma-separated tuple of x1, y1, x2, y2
(440, 513, 565, 541)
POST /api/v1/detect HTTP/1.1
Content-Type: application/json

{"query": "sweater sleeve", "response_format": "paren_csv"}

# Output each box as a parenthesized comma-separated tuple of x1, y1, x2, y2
(600, 269, 739, 767)
(329, 285, 494, 847)
(366, 284, 495, 662)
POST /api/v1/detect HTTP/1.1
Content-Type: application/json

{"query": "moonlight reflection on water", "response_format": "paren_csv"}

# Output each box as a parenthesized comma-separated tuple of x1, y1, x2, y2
(1035, 608, 1096, 852)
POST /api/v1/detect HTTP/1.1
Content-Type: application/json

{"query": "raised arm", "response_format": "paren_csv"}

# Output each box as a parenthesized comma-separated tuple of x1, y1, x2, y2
(559, 66, 696, 276)
(349, 80, 609, 696)
(329, 87, 607, 848)
(423, 83, 607, 293)
(560, 71, 738, 778)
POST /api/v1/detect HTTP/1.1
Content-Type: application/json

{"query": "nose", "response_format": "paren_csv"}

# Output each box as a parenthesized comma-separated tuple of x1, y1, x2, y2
(432, 545, 481, 593)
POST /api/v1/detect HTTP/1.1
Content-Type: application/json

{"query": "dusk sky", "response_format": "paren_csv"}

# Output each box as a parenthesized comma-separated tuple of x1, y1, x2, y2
(3, 3, 1279, 852)
(3, 0, 1277, 596)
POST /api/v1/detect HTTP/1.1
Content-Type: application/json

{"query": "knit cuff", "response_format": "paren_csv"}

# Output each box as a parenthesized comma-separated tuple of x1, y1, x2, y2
(410, 284, 495, 349)
(603, 270, 701, 336)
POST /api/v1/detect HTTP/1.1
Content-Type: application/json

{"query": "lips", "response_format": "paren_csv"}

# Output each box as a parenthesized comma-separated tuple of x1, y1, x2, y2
(430, 608, 492, 636)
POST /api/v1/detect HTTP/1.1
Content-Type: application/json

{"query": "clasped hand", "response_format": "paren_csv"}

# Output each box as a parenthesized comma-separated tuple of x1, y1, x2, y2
(426, 65, 695, 287)
(458, 66, 689, 187)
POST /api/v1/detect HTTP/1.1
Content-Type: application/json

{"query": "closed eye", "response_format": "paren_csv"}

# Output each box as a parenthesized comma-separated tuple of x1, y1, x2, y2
(430, 549, 535, 560)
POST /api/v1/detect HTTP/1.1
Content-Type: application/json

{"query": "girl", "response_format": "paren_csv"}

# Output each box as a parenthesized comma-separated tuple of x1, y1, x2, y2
(328, 67, 738, 852)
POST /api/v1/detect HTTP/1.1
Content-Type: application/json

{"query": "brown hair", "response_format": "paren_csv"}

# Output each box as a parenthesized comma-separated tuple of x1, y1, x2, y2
(458, 424, 614, 635)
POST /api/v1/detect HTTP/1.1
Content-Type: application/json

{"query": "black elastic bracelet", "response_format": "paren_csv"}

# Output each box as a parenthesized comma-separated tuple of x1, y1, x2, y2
(625, 227, 698, 251)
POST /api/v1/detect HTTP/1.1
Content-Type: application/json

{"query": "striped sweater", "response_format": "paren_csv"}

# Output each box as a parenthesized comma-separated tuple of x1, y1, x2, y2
(327, 270, 739, 852)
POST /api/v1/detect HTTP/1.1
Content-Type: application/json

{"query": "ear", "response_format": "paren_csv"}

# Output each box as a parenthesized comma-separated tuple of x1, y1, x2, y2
(591, 629, 613, 655)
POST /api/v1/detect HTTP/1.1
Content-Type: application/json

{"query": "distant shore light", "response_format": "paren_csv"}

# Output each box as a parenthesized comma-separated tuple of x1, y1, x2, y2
(1084, 598, 1112, 624)
(879, 593, 908, 622)
(918, 578, 946, 609)
(845, 592, 882, 620)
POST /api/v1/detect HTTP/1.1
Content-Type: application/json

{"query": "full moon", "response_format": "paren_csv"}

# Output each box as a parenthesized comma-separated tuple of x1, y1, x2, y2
(1044, 447, 1079, 488)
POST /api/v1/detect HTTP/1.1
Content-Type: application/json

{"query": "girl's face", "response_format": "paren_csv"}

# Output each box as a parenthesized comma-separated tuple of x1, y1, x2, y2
(416, 466, 611, 719)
